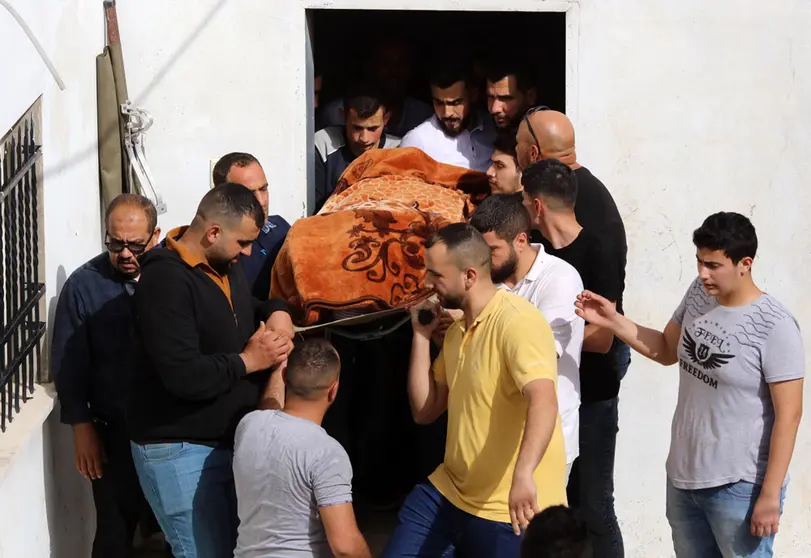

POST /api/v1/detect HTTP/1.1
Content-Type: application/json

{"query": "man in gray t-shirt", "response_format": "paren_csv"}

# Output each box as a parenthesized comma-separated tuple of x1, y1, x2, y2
(574, 212, 804, 558)
(233, 339, 371, 558)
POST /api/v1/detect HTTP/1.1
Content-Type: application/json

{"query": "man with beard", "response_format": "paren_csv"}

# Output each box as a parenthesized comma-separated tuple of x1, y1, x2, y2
(400, 62, 495, 172)
(486, 60, 538, 132)
(129, 183, 294, 557)
(487, 132, 523, 194)
(314, 81, 401, 213)
(212, 152, 290, 301)
(471, 193, 584, 484)
(520, 160, 626, 558)
(317, 37, 433, 138)
(51, 194, 160, 557)
(383, 223, 566, 557)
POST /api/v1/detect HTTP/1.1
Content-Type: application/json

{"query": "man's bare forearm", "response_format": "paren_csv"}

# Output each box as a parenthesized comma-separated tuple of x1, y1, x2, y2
(583, 324, 613, 354)
(761, 385, 802, 498)
(332, 534, 372, 558)
(408, 334, 439, 424)
(761, 415, 801, 498)
(514, 393, 557, 479)
(258, 368, 285, 410)
(610, 314, 676, 365)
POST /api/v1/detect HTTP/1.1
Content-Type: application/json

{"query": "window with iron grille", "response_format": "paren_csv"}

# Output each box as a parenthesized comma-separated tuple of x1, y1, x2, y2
(0, 98, 46, 432)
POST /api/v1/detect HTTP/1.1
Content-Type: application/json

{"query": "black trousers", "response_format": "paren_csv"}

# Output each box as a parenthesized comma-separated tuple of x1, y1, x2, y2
(322, 324, 446, 507)
(90, 420, 147, 558)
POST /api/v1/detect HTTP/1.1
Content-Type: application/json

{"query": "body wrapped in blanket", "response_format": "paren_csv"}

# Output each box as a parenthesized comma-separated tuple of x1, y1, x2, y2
(270, 147, 488, 327)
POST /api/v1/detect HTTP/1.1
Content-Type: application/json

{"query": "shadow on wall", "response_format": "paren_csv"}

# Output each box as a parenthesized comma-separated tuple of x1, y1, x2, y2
(44, 265, 68, 383)
(44, 266, 95, 557)
(43, 401, 95, 558)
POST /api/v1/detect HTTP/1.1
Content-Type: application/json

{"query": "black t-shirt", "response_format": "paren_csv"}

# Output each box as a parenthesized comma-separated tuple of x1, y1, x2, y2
(573, 167, 626, 245)
(545, 229, 625, 402)
(573, 167, 627, 309)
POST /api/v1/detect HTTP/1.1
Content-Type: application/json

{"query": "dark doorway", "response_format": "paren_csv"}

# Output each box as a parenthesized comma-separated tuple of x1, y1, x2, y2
(307, 9, 568, 551)
(311, 9, 567, 114)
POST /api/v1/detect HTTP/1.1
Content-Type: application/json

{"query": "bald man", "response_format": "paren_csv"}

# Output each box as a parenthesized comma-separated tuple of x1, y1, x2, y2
(517, 111, 629, 558)
(516, 109, 625, 245)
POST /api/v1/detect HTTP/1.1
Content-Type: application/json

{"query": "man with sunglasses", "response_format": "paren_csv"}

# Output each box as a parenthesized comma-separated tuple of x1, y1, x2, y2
(51, 194, 160, 557)
(516, 107, 626, 259)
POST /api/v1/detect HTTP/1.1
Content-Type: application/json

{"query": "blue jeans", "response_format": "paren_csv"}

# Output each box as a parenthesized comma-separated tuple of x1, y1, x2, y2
(130, 442, 238, 558)
(615, 339, 631, 381)
(666, 480, 785, 558)
(567, 397, 623, 558)
(382, 482, 522, 558)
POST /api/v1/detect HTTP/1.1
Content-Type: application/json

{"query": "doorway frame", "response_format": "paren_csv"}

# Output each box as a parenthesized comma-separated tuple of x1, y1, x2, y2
(300, 0, 580, 214)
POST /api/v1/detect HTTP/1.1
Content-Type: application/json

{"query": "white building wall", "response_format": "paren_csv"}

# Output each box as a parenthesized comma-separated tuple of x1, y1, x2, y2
(1, 0, 103, 555)
(116, 1, 811, 556)
(1, 0, 809, 556)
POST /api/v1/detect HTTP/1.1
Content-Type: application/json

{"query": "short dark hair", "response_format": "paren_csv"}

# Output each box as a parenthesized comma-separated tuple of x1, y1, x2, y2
(196, 182, 264, 230)
(492, 131, 518, 162)
(521, 159, 578, 209)
(105, 193, 158, 232)
(522, 505, 592, 558)
(285, 338, 341, 400)
(428, 62, 471, 90)
(426, 222, 491, 271)
(692, 212, 758, 264)
(470, 193, 530, 243)
(212, 152, 260, 187)
(484, 58, 535, 92)
(343, 81, 386, 119)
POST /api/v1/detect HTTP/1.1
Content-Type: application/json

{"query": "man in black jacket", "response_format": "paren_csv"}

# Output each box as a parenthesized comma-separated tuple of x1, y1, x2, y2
(129, 183, 294, 558)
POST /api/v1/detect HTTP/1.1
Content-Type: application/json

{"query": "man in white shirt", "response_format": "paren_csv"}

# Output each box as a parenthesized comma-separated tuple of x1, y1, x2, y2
(471, 192, 584, 481)
(400, 62, 495, 172)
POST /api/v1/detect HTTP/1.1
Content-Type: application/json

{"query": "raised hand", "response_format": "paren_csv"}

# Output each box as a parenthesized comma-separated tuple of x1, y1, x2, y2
(574, 290, 619, 329)
(431, 310, 455, 347)
(265, 310, 294, 340)
(508, 472, 539, 535)
(73, 422, 106, 480)
(242, 322, 295, 373)
(410, 300, 441, 339)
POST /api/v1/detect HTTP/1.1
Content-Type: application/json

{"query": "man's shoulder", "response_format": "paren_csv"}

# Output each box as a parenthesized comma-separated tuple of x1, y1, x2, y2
(535, 246, 582, 283)
(65, 252, 112, 285)
(679, 278, 715, 318)
(314, 126, 346, 159)
(495, 291, 548, 326)
(262, 215, 291, 235)
(383, 133, 402, 148)
(138, 248, 188, 287)
(746, 294, 801, 337)
(574, 166, 612, 194)
(402, 117, 438, 142)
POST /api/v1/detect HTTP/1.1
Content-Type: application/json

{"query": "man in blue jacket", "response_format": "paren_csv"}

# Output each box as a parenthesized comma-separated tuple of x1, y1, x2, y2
(212, 152, 290, 300)
(51, 193, 160, 558)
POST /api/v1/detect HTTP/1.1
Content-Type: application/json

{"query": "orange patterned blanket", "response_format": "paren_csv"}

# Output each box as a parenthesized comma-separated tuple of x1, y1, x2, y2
(270, 147, 489, 326)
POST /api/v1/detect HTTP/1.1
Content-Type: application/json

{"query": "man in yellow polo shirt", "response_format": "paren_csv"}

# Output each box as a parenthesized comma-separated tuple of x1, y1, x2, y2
(383, 223, 567, 558)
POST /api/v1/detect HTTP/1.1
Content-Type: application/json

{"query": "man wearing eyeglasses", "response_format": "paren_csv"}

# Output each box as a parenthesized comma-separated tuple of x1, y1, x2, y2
(51, 193, 160, 558)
